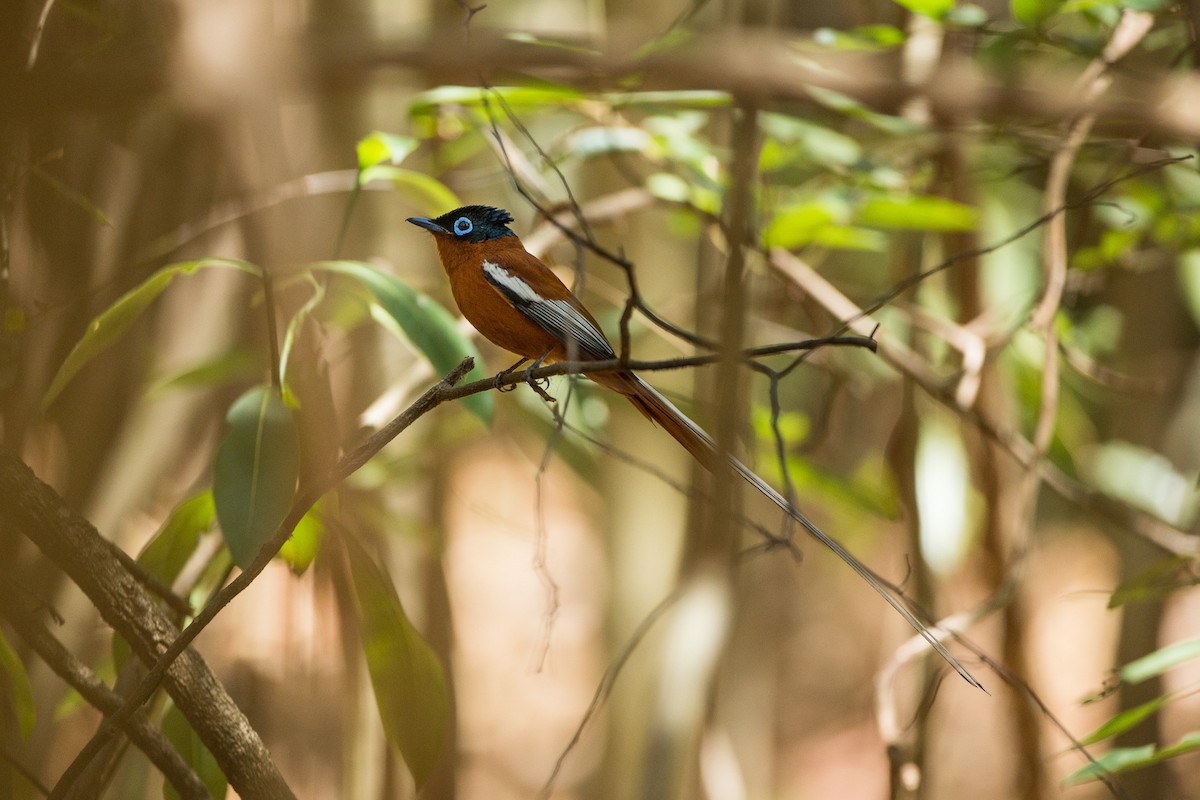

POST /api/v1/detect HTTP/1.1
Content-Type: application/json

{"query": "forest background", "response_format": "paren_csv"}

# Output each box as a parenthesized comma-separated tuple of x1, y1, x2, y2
(3, 0, 1200, 798)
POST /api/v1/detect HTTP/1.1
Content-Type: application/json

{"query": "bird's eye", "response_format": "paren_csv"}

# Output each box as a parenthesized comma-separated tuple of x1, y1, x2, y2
(453, 217, 473, 236)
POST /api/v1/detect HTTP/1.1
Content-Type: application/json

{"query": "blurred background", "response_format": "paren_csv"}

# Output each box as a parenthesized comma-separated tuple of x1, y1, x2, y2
(4, 0, 1200, 798)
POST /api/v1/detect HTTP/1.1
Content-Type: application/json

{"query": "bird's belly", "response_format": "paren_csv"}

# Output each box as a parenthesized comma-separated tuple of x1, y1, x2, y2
(451, 282, 563, 362)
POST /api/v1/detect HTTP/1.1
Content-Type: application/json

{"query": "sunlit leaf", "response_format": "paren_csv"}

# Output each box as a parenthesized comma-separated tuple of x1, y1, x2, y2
(946, 4, 990, 25)
(564, 126, 654, 159)
(812, 25, 905, 50)
(1082, 693, 1173, 744)
(409, 84, 584, 118)
(41, 259, 262, 413)
(764, 202, 836, 248)
(1121, 638, 1200, 685)
(505, 32, 602, 55)
(856, 195, 979, 231)
(1085, 440, 1199, 528)
(213, 385, 300, 569)
(357, 131, 418, 172)
(161, 701, 226, 800)
(891, 0, 955, 18)
(357, 166, 461, 216)
(765, 201, 888, 251)
(346, 536, 448, 789)
(646, 173, 692, 203)
(0, 631, 34, 739)
(1012, 0, 1065, 25)
(1179, 249, 1200, 331)
(608, 90, 730, 108)
(315, 261, 492, 424)
(279, 499, 326, 575)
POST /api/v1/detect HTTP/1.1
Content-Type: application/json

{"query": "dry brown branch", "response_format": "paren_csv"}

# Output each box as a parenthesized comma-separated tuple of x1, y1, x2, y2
(0, 449, 296, 800)
(0, 585, 209, 800)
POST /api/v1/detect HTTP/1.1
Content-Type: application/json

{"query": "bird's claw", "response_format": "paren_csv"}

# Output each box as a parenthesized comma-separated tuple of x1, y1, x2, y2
(524, 371, 555, 403)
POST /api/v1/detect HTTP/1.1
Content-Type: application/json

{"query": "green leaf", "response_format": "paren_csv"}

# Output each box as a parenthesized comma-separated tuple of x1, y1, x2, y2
(357, 166, 461, 216)
(315, 261, 492, 424)
(148, 349, 264, 397)
(1082, 693, 1173, 744)
(161, 701, 227, 800)
(891, 0, 955, 18)
(346, 537, 448, 789)
(764, 201, 887, 251)
(1179, 249, 1200, 331)
(357, 131, 418, 171)
(138, 491, 216, 586)
(1108, 556, 1194, 608)
(213, 385, 300, 569)
(1121, 638, 1200, 685)
(1061, 744, 1155, 786)
(1012, 0, 1065, 26)
(0, 630, 35, 739)
(409, 85, 584, 118)
(279, 499, 326, 575)
(280, 281, 326, 391)
(40, 259, 262, 413)
(1062, 732, 1200, 786)
(856, 195, 979, 231)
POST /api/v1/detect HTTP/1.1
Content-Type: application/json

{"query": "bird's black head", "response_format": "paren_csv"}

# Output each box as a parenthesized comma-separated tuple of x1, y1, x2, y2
(406, 205, 517, 243)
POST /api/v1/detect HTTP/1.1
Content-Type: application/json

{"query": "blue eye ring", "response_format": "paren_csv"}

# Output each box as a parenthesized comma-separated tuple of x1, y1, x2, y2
(453, 217, 473, 236)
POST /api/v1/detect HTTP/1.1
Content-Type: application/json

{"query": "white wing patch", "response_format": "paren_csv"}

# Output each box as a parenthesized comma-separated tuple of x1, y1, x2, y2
(482, 260, 616, 360)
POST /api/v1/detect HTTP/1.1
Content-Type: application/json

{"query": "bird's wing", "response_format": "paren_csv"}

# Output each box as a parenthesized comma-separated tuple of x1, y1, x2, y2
(482, 259, 616, 361)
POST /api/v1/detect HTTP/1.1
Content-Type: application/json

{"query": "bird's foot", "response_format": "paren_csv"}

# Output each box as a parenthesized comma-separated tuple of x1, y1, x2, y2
(522, 367, 555, 403)
(494, 357, 529, 392)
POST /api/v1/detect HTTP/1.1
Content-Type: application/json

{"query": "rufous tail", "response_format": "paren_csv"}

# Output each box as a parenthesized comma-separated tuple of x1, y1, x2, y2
(593, 369, 984, 692)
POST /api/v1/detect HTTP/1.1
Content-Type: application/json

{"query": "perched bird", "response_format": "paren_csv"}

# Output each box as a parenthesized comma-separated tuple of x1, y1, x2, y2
(408, 204, 981, 690)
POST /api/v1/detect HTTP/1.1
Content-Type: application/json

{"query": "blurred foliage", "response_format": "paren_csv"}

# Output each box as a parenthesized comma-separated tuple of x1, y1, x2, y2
(9, 0, 1200, 796)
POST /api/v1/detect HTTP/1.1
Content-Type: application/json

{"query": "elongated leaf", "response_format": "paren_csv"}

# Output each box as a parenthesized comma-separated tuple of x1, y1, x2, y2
(41, 258, 262, 413)
(138, 491, 216, 585)
(1082, 693, 1173, 744)
(279, 281, 326, 391)
(279, 500, 326, 575)
(891, 0, 955, 18)
(213, 385, 300, 568)
(1121, 638, 1200, 684)
(1012, 0, 1064, 26)
(855, 195, 979, 231)
(346, 537, 448, 789)
(357, 166, 461, 216)
(1061, 744, 1155, 786)
(409, 84, 584, 118)
(1062, 732, 1200, 786)
(357, 132, 418, 171)
(0, 630, 34, 739)
(315, 261, 492, 423)
(161, 701, 226, 800)
(148, 349, 264, 397)
(1108, 556, 1195, 608)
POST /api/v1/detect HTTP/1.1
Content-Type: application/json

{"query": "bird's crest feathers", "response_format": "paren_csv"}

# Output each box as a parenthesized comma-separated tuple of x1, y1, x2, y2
(431, 205, 517, 243)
